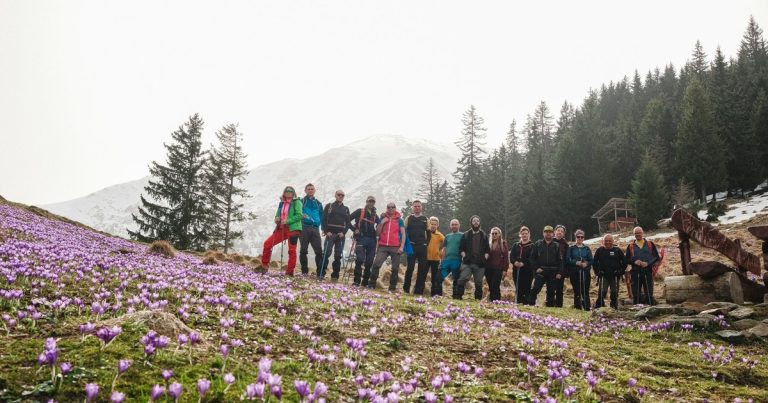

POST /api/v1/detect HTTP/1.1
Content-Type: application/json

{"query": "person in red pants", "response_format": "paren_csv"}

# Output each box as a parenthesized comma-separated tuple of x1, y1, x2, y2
(258, 186, 303, 275)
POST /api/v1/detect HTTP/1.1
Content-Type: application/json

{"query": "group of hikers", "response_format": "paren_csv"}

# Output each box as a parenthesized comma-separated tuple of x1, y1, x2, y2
(257, 185, 661, 309)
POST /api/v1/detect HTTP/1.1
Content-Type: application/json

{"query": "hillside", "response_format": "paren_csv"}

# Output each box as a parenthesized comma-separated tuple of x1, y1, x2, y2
(1, 198, 767, 402)
(41, 135, 458, 255)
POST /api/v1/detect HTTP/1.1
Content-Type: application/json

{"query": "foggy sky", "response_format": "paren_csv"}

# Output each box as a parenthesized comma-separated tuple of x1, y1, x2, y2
(1, 0, 766, 205)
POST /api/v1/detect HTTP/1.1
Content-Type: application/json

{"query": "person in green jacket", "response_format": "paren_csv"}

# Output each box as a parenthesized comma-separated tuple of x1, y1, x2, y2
(258, 186, 303, 276)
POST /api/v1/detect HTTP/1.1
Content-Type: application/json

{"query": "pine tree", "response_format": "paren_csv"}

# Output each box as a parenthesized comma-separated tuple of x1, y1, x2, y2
(687, 40, 709, 82)
(671, 178, 696, 211)
(639, 97, 677, 184)
(129, 114, 210, 251)
(453, 105, 487, 193)
(629, 153, 668, 230)
(204, 123, 251, 253)
(417, 157, 440, 213)
(675, 78, 727, 201)
(752, 89, 768, 180)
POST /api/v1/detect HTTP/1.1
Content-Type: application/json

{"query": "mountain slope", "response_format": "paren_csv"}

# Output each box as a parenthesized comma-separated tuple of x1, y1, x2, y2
(42, 134, 459, 254)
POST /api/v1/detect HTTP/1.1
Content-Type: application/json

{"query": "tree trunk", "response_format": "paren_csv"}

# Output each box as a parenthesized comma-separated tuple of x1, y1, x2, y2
(664, 272, 743, 304)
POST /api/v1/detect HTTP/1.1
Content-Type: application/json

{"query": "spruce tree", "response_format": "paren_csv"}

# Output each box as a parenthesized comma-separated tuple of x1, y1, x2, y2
(204, 123, 251, 253)
(629, 153, 668, 230)
(418, 157, 440, 213)
(453, 105, 487, 193)
(129, 114, 210, 251)
(687, 40, 709, 82)
(675, 78, 727, 201)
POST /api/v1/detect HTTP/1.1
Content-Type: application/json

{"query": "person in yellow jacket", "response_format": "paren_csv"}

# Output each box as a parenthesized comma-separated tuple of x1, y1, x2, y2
(422, 217, 446, 296)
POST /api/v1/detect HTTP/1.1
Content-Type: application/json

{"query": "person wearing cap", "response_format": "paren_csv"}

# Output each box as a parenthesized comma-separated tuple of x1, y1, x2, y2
(299, 183, 324, 275)
(593, 234, 625, 309)
(566, 229, 593, 311)
(349, 196, 380, 286)
(369, 202, 407, 290)
(455, 215, 490, 300)
(320, 189, 351, 281)
(529, 225, 564, 306)
(258, 186, 303, 275)
(553, 224, 569, 307)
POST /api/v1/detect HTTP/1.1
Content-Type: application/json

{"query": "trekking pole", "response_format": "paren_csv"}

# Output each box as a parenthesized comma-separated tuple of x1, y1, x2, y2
(319, 233, 333, 279)
(515, 265, 521, 304)
(280, 238, 285, 270)
(643, 266, 652, 305)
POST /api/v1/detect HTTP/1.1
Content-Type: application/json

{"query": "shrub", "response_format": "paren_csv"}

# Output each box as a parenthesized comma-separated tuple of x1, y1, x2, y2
(148, 240, 175, 258)
(202, 256, 218, 265)
(231, 253, 245, 264)
(705, 202, 727, 222)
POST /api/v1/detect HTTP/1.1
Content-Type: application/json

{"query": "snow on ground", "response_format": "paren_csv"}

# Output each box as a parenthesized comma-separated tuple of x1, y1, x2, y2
(697, 191, 768, 225)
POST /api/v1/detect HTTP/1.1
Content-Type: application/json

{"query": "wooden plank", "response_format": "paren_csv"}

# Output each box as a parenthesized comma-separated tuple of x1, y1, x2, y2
(665, 272, 743, 304)
(747, 225, 768, 240)
(671, 209, 762, 275)
(688, 261, 732, 279)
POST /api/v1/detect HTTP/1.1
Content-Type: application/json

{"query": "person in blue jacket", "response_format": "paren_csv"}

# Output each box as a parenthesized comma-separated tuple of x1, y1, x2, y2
(299, 183, 323, 275)
(566, 229, 593, 311)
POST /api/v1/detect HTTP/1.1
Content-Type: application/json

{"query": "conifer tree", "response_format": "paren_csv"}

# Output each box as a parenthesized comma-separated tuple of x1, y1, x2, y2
(675, 78, 727, 201)
(629, 153, 668, 230)
(129, 114, 210, 251)
(453, 105, 487, 193)
(204, 123, 251, 253)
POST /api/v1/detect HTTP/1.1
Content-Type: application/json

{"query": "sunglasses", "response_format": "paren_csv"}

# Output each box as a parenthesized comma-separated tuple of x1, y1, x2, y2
(366, 200, 375, 203)
(336, 193, 345, 197)
(386, 206, 396, 209)
(576, 236, 584, 239)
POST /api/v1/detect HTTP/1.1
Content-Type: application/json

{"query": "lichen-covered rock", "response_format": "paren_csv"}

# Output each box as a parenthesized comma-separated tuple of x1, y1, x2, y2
(716, 330, 745, 343)
(728, 307, 755, 319)
(634, 305, 697, 319)
(732, 319, 761, 330)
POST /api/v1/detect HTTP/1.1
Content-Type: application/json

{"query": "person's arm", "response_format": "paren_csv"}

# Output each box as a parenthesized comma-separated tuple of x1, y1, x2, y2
(287, 200, 303, 228)
(556, 245, 564, 276)
(316, 200, 323, 226)
(321, 204, 330, 235)
(585, 247, 594, 268)
(274, 204, 281, 224)
(503, 242, 510, 272)
(376, 215, 385, 236)
(566, 246, 577, 267)
(398, 224, 406, 253)
(530, 242, 539, 271)
(592, 249, 601, 276)
(616, 248, 626, 275)
(625, 245, 633, 269)
(647, 242, 661, 268)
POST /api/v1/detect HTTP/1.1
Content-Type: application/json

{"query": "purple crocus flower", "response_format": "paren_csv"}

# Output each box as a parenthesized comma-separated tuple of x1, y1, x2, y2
(168, 382, 183, 402)
(60, 362, 73, 375)
(197, 378, 211, 398)
(150, 384, 165, 401)
(270, 384, 282, 400)
(223, 373, 235, 385)
(628, 378, 637, 387)
(259, 358, 272, 373)
(424, 391, 437, 403)
(162, 369, 173, 381)
(85, 383, 99, 403)
(313, 381, 328, 399)
(294, 380, 310, 398)
(246, 383, 265, 400)
(117, 359, 131, 374)
(564, 385, 577, 397)
(110, 391, 125, 403)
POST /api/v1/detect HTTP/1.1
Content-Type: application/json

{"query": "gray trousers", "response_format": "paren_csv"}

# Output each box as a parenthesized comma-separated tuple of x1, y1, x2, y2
(454, 263, 485, 300)
(369, 246, 402, 290)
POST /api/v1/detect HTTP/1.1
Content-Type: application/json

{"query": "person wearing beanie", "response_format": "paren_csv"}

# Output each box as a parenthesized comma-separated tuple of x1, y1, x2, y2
(258, 186, 303, 276)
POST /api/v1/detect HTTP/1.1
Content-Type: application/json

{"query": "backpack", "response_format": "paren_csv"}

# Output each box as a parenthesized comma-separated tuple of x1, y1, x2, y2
(629, 240, 664, 277)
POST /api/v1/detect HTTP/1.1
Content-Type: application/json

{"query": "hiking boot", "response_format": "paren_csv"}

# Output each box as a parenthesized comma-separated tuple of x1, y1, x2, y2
(254, 263, 268, 274)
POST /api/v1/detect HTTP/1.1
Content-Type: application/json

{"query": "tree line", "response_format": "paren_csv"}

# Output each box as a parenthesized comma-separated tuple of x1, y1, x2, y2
(418, 17, 768, 239)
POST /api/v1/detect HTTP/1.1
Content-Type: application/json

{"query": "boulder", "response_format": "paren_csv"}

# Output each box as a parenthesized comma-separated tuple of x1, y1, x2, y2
(732, 319, 761, 330)
(704, 302, 740, 311)
(666, 314, 716, 329)
(700, 308, 731, 317)
(715, 330, 745, 343)
(745, 323, 768, 338)
(728, 307, 755, 320)
(591, 307, 636, 321)
(634, 305, 697, 320)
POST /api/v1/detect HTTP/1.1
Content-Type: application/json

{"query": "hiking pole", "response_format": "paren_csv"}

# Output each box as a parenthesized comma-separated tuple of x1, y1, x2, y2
(319, 233, 333, 279)
(280, 238, 285, 270)
(642, 266, 652, 305)
(515, 265, 521, 304)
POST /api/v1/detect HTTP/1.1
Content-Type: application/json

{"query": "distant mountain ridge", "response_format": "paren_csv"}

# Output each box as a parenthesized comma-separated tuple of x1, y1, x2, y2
(43, 135, 459, 255)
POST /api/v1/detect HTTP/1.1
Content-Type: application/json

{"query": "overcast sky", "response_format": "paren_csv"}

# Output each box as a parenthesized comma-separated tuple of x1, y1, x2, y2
(1, 1, 766, 205)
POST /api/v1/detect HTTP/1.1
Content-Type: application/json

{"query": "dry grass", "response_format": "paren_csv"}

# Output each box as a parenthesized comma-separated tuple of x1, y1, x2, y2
(202, 255, 218, 265)
(148, 240, 175, 258)
(231, 253, 245, 264)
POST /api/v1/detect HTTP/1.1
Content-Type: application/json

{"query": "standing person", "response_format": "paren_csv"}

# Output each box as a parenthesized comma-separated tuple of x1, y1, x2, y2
(455, 215, 489, 301)
(566, 229, 593, 311)
(258, 186, 303, 276)
(510, 226, 535, 305)
(369, 202, 406, 290)
(320, 190, 351, 281)
(625, 226, 660, 305)
(299, 183, 323, 276)
(442, 219, 463, 297)
(593, 234, 625, 309)
(422, 217, 445, 296)
(485, 227, 510, 302)
(349, 196, 380, 287)
(402, 200, 430, 294)
(528, 226, 564, 307)
(553, 225, 569, 307)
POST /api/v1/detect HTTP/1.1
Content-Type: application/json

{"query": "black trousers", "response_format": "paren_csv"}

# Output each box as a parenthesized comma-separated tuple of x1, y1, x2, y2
(403, 244, 427, 293)
(631, 268, 654, 305)
(319, 235, 345, 279)
(428, 260, 442, 296)
(570, 268, 591, 311)
(512, 266, 534, 305)
(353, 236, 377, 286)
(299, 226, 323, 274)
(485, 269, 504, 302)
(529, 268, 561, 307)
(595, 275, 620, 309)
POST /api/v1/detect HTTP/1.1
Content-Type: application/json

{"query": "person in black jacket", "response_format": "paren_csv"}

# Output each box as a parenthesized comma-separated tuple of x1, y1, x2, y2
(529, 225, 564, 307)
(510, 226, 535, 305)
(320, 190, 351, 281)
(593, 234, 625, 309)
(553, 225, 569, 307)
(455, 215, 489, 300)
(349, 196, 379, 287)
(402, 200, 430, 294)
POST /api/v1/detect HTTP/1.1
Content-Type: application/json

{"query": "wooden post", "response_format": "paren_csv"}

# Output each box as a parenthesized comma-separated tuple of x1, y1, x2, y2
(665, 272, 744, 304)
(678, 231, 692, 275)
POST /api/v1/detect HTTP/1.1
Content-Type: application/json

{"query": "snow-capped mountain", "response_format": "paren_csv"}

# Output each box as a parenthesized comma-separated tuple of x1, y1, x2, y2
(42, 135, 459, 255)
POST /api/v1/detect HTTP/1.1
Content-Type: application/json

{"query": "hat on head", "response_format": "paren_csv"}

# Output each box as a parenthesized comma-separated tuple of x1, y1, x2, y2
(283, 186, 295, 194)
(366, 195, 376, 202)
(555, 224, 566, 232)
(543, 225, 554, 232)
